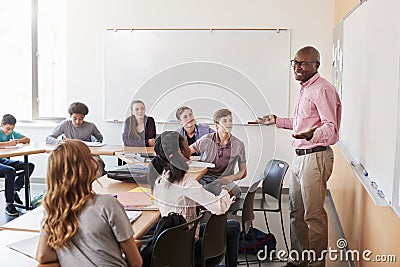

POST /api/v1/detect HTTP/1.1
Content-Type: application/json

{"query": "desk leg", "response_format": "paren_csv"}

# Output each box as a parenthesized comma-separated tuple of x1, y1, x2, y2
(23, 155, 32, 210)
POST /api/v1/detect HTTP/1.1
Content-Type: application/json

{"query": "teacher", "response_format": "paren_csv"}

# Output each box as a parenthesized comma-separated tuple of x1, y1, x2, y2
(258, 46, 342, 267)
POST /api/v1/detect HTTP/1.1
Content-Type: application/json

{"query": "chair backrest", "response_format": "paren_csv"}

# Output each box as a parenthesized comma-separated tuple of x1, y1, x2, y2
(201, 212, 228, 267)
(241, 175, 263, 233)
(262, 159, 289, 200)
(151, 214, 202, 267)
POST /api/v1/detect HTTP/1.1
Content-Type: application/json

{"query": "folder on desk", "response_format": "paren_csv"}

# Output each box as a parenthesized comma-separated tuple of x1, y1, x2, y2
(117, 191, 158, 210)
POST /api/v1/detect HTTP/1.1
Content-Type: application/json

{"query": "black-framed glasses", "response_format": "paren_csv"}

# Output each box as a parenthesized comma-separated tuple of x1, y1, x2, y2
(290, 59, 316, 68)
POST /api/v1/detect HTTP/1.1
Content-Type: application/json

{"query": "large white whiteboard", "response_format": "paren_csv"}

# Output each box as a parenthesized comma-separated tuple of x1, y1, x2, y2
(341, 0, 400, 207)
(104, 29, 290, 123)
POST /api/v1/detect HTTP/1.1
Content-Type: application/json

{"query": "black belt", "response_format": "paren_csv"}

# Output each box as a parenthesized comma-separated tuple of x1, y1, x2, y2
(295, 146, 328, 156)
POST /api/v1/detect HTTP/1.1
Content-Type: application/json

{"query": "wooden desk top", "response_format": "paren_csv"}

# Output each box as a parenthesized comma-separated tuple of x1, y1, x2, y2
(44, 143, 154, 156)
(0, 143, 46, 158)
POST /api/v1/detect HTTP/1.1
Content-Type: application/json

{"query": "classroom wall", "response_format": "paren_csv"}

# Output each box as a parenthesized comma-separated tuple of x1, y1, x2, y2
(18, 0, 335, 181)
(329, 1, 400, 266)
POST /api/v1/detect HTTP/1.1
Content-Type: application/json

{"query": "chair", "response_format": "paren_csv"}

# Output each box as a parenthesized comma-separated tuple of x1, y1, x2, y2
(150, 214, 203, 267)
(198, 211, 228, 267)
(230, 173, 263, 267)
(253, 159, 289, 253)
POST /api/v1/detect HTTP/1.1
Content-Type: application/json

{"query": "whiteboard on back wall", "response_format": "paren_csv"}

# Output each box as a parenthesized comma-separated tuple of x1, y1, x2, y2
(340, 0, 400, 209)
(104, 29, 291, 123)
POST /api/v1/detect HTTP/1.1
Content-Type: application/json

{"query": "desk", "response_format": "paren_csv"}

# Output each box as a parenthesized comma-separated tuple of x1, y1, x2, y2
(0, 143, 46, 210)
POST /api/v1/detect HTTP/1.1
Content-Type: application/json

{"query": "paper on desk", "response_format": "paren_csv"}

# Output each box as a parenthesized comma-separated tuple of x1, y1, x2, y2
(188, 161, 215, 168)
(0, 143, 23, 149)
(126, 210, 142, 223)
(82, 141, 106, 147)
(6, 235, 39, 259)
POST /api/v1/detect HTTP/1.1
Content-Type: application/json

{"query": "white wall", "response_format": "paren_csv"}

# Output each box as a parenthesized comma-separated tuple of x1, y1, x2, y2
(19, 0, 335, 185)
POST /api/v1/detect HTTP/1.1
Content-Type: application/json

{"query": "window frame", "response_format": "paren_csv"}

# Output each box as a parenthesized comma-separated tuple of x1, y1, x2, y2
(31, 0, 65, 121)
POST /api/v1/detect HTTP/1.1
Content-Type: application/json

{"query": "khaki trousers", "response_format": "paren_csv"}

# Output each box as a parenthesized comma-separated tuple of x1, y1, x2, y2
(289, 147, 334, 267)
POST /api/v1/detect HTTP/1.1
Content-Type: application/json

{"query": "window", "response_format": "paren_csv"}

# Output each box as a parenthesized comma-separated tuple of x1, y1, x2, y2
(0, 0, 66, 121)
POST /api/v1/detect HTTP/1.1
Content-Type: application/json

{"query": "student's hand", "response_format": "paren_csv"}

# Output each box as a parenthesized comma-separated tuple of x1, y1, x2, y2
(221, 185, 235, 197)
(218, 176, 231, 185)
(148, 138, 155, 147)
(256, 114, 276, 125)
(292, 125, 318, 141)
(8, 140, 18, 146)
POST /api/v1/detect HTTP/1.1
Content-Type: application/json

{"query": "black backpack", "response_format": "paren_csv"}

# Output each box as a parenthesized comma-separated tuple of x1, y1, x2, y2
(140, 212, 187, 267)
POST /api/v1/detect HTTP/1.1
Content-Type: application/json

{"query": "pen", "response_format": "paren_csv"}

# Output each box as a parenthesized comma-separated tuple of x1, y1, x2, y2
(377, 190, 385, 199)
(360, 163, 368, 176)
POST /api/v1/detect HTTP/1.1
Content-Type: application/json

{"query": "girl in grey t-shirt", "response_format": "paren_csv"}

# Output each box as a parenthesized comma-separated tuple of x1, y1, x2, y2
(36, 139, 142, 267)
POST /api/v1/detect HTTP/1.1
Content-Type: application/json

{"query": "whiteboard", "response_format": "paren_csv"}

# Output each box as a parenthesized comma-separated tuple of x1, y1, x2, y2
(104, 29, 290, 123)
(341, 0, 400, 206)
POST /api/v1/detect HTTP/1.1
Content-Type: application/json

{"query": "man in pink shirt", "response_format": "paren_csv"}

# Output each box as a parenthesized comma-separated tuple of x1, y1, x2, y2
(258, 46, 342, 267)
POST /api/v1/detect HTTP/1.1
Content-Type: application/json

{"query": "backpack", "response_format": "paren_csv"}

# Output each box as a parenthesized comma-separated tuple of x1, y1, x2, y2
(140, 212, 187, 267)
(238, 227, 277, 256)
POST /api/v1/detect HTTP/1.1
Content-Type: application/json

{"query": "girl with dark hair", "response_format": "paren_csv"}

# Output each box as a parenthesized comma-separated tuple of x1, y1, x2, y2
(122, 100, 156, 147)
(151, 131, 240, 267)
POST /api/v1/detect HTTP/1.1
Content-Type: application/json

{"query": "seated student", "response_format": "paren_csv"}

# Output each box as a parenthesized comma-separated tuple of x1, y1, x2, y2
(175, 106, 214, 146)
(0, 114, 35, 216)
(45, 102, 106, 175)
(151, 131, 240, 267)
(190, 109, 247, 198)
(36, 140, 142, 267)
(122, 100, 156, 147)
(147, 132, 191, 188)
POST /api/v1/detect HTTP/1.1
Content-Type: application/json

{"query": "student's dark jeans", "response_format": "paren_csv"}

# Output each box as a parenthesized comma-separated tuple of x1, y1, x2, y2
(0, 158, 35, 203)
(195, 219, 241, 267)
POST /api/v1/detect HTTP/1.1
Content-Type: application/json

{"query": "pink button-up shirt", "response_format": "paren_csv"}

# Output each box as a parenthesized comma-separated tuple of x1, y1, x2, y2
(276, 73, 342, 149)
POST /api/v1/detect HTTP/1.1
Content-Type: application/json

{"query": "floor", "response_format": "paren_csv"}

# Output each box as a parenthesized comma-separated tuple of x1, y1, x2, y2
(0, 181, 351, 267)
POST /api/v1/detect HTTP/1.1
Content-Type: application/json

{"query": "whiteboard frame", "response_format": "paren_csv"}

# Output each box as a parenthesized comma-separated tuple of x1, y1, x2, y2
(393, 52, 400, 216)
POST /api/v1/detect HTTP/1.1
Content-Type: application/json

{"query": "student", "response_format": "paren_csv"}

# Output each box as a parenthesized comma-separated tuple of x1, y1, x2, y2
(45, 102, 106, 175)
(147, 132, 191, 188)
(36, 139, 142, 267)
(122, 100, 156, 147)
(190, 109, 247, 198)
(0, 114, 35, 216)
(151, 131, 240, 267)
(175, 106, 214, 146)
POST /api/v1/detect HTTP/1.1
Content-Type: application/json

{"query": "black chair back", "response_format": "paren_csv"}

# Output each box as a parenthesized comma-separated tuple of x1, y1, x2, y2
(201, 212, 228, 267)
(151, 214, 202, 267)
(262, 160, 289, 200)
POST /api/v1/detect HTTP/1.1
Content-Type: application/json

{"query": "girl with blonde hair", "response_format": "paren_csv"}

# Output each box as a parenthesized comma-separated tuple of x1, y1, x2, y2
(36, 139, 142, 267)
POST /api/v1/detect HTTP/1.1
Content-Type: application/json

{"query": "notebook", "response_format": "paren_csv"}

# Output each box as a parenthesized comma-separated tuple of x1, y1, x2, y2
(125, 210, 142, 223)
(117, 191, 157, 210)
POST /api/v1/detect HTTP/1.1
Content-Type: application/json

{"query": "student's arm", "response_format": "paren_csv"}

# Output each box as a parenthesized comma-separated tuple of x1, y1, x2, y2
(219, 161, 247, 184)
(17, 135, 30, 144)
(46, 122, 65, 145)
(36, 235, 58, 264)
(120, 237, 143, 267)
(91, 123, 103, 143)
(145, 117, 156, 147)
